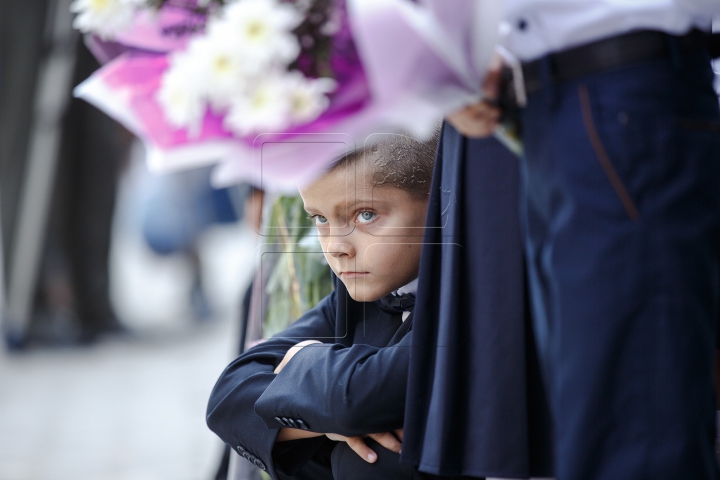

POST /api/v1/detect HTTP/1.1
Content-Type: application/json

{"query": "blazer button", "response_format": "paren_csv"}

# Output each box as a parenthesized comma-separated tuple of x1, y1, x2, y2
(287, 418, 298, 428)
(281, 417, 292, 426)
(253, 458, 267, 471)
(236, 445, 246, 455)
(296, 419, 309, 431)
(275, 416, 287, 426)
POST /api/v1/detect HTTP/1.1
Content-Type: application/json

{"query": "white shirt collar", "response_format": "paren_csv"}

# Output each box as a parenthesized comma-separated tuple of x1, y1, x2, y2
(394, 278, 418, 297)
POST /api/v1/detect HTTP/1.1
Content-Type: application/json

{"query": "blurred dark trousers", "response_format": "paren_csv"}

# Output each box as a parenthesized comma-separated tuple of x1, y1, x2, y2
(1, 0, 128, 341)
(520, 41, 720, 479)
(36, 41, 128, 338)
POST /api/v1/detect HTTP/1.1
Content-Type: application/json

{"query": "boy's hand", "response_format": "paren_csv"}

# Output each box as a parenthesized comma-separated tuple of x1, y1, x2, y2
(274, 340, 322, 373)
(325, 430, 403, 463)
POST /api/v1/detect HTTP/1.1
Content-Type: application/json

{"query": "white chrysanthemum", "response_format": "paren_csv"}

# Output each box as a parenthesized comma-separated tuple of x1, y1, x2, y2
(217, 0, 303, 64)
(154, 0, 334, 138)
(293, 0, 314, 14)
(70, 0, 140, 39)
(156, 53, 206, 133)
(320, 8, 342, 36)
(185, 36, 254, 111)
(285, 73, 336, 124)
(224, 77, 293, 135)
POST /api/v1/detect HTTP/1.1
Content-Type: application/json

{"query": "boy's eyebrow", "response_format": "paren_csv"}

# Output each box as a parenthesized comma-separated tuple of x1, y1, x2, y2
(338, 197, 380, 208)
(304, 198, 387, 217)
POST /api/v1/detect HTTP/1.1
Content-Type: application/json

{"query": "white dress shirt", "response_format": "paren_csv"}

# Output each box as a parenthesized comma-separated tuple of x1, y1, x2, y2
(393, 278, 418, 321)
(394, 278, 418, 297)
(503, 0, 720, 61)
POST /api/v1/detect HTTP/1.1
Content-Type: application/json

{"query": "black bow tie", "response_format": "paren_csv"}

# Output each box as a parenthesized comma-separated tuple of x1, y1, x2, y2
(377, 292, 415, 314)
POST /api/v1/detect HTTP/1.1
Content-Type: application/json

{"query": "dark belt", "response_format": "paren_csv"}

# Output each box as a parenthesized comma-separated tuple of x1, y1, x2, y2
(522, 30, 719, 95)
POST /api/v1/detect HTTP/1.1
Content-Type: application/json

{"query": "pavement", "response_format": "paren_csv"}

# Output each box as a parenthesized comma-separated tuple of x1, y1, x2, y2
(0, 159, 258, 480)
(0, 323, 234, 480)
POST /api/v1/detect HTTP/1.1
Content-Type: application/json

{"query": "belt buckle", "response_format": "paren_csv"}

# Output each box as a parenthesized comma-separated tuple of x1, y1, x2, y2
(496, 45, 527, 107)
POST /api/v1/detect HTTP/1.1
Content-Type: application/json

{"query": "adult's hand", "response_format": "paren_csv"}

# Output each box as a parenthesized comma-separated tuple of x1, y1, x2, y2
(274, 340, 322, 374)
(325, 431, 403, 463)
(445, 53, 504, 138)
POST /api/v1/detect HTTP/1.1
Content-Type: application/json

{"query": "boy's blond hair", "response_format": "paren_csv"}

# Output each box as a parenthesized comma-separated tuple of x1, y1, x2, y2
(329, 129, 440, 199)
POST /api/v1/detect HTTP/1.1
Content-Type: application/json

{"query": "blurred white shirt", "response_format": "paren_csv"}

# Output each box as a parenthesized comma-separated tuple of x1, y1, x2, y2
(503, 0, 720, 60)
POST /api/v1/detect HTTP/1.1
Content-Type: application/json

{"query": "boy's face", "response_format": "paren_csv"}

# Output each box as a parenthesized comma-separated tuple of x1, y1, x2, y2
(299, 164, 427, 302)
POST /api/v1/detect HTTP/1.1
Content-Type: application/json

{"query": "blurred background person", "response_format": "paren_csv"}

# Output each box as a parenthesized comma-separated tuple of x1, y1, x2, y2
(1, 0, 129, 347)
(444, 5, 720, 480)
(138, 166, 245, 322)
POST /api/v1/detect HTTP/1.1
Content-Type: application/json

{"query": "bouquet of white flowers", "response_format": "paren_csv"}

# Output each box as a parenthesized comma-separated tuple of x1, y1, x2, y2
(92, 0, 335, 137)
(72, 0, 501, 190)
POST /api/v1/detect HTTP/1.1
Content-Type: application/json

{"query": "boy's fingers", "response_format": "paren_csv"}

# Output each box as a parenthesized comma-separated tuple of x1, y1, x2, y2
(394, 429, 404, 441)
(345, 436, 377, 463)
(368, 431, 402, 454)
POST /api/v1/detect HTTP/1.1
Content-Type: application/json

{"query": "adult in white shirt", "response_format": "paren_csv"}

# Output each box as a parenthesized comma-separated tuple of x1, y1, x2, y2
(449, 2, 720, 479)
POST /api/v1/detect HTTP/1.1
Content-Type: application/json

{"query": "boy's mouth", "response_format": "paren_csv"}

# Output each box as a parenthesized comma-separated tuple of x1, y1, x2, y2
(340, 272, 369, 279)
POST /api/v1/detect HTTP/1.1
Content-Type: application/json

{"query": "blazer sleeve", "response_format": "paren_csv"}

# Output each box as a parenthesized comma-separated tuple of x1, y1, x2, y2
(254, 330, 412, 437)
(206, 290, 338, 480)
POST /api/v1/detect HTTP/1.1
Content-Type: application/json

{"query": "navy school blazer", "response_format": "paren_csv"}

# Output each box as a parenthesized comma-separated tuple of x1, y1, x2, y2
(206, 278, 422, 480)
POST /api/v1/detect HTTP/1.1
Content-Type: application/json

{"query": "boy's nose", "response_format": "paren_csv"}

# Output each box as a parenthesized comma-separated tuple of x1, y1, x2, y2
(325, 241, 354, 258)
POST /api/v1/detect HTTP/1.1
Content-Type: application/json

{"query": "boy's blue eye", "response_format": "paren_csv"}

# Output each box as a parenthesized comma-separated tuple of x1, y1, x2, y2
(313, 215, 328, 226)
(357, 211, 376, 224)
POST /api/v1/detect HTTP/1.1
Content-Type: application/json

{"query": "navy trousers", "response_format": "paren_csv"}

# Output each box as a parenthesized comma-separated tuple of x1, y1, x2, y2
(520, 40, 720, 479)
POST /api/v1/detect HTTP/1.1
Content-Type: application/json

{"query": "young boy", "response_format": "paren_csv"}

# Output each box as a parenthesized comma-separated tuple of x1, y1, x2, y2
(206, 132, 440, 480)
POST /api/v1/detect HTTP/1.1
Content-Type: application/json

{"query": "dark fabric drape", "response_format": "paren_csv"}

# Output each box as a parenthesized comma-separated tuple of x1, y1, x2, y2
(402, 125, 553, 478)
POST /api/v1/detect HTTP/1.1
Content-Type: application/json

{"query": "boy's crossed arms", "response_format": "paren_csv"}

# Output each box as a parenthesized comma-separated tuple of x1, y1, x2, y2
(273, 339, 404, 463)
(207, 286, 414, 478)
